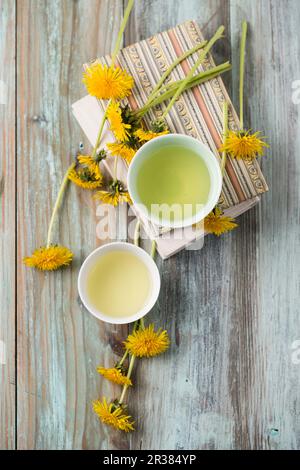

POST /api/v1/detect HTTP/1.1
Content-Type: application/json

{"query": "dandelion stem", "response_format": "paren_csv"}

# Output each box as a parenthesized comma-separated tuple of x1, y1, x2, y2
(146, 40, 207, 104)
(221, 101, 228, 175)
(150, 240, 156, 259)
(134, 220, 141, 246)
(118, 349, 129, 367)
(155, 62, 230, 96)
(91, 102, 110, 160)
(111, 0, 135, 67)
(119, 319, 140, 368)
(46, 162, 76, 247)
(239, 21, 247, 130)
(136, 62, 231, 118)
(134, 212, 155, 259)
(113, 156, 119, 179)
(161, 26, 225, 119)
(119, 354, 136, 405)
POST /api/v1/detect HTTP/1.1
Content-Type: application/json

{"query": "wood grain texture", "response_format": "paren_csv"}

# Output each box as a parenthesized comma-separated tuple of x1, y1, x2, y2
(0, 0, 299, 450)
(17, 0, 129, 450)
(0, 0, 16, 450)
(229, 0, 300, 449)
(127, 0, 300, 450)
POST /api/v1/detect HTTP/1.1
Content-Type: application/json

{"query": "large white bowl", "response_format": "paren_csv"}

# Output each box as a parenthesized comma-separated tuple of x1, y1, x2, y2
(128, 134, 222, 228)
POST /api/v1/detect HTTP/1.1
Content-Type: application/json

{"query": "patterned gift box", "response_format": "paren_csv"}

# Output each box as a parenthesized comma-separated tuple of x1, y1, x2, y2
(72, 20, 268, 259)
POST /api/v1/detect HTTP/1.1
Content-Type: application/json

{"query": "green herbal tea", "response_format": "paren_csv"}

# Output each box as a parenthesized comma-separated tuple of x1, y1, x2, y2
(136, 145, 211, 223)
(87, 250, 151, 318)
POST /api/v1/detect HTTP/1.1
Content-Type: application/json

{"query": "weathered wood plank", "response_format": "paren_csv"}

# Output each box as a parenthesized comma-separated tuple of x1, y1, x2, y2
(229, 0, 300, 449)
(127, 0, 300, 450)
(0, 0, 16, 450)
(126, 0, 239, 450)
(17, 0, 129, 449)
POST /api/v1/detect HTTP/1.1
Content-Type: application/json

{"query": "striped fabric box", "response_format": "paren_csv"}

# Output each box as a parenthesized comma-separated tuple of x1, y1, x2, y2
(72, 20, 268, 259)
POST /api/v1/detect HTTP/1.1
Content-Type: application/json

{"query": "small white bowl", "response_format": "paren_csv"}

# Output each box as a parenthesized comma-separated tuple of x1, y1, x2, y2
(78, 242, 161, 324)
(128, 134, 222, 228)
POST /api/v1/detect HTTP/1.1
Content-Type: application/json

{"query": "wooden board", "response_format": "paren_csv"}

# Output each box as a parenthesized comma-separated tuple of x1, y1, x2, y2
(16, 0, 129, 450)
(0, 0, 16, 450)
(0, 0, 299, 450)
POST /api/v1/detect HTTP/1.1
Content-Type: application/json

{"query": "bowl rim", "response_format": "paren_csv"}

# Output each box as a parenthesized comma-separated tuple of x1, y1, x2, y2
(127, 133, 222, 228)
(78, 242, 161, 324)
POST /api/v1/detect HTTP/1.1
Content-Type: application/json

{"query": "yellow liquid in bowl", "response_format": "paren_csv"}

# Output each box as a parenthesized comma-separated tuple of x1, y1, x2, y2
(136, 145, 211, 223)
(86, 250, 151, 318)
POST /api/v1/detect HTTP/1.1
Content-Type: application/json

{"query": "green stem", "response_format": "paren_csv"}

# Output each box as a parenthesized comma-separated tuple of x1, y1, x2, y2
(155, 62, 230, 96)
(221, 101, 228, 175)
(146, 40, 207, 104)
(137, 67, 230, 118)
(161, 25, 225, 119)
(136, 62, 231, 118)
(111, 0, 135, 67)
(134, 220, 141, 246)
(113, 155, 119, 179)
(118, 354, 136, 405)
(92, 102, 110, 160)
(150, 240, 156, 259)
(118, 349, 129, 367)
(118, 318, 139, 365)
(239, 21, 247, 130)
(46, 162, 76, 247)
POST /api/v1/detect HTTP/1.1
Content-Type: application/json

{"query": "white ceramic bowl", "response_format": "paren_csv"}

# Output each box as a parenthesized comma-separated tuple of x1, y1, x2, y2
(128, 134, 222, 228)
(78, 242, 161, 324)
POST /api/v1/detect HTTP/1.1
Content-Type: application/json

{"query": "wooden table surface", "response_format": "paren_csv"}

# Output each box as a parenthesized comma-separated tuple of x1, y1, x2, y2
(1, 0, 300, 450)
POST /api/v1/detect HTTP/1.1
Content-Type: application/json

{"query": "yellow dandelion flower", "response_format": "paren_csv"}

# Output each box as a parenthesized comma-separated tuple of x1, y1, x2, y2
(94, 179, 131, 206)
(204, 207, 238, 236)
(107, 101, 131, 142)
(107, 142, 136, 164)
(124, 324, 170, 358)
(219, 130, 268, 160)
(97, 367, 132, 386)
(93, 397, 134, 432)
(134, 128, 169, 142)
(68, 167, 102, 190)
(77, 155, 103, 181)
(23, 245, 73, 271)
(83, 63, 134, 100)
